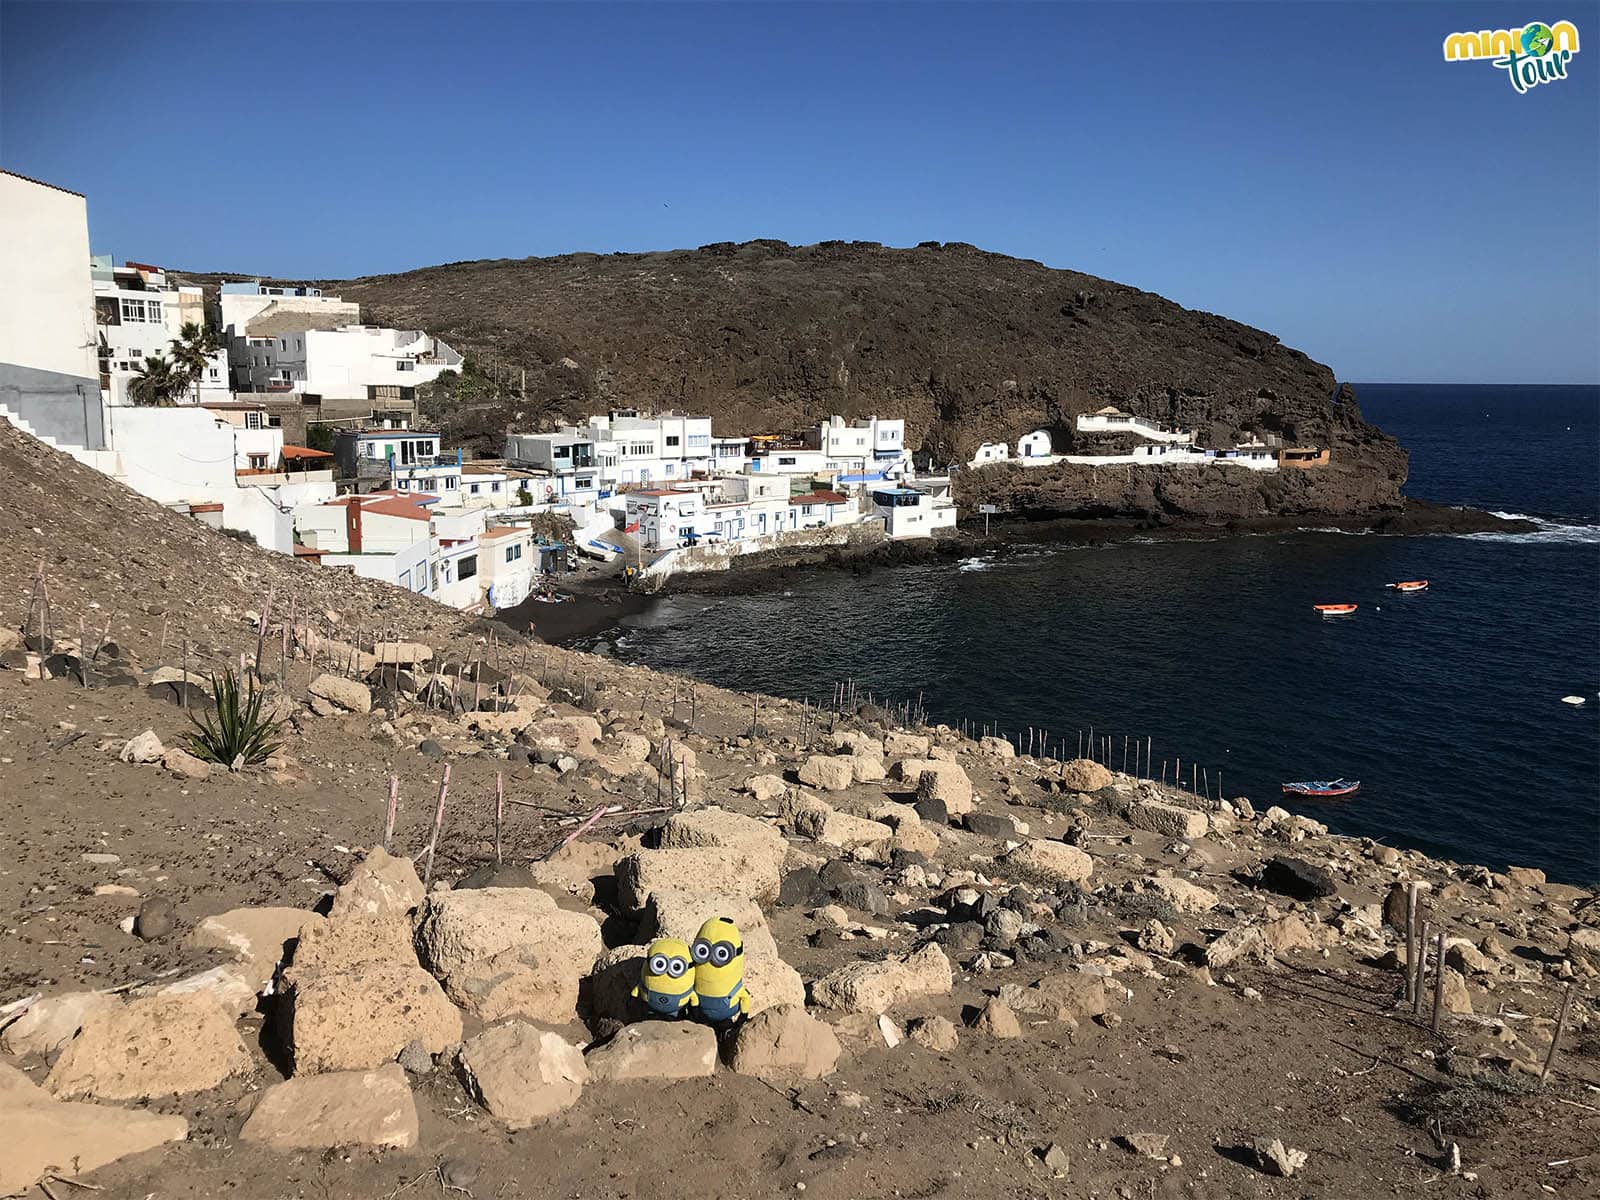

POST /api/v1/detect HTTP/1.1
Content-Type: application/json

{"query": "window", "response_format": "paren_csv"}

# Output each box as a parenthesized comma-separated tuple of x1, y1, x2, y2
(688, 434, 709, 447)
(280, 339, 287, 351)
(268, 415, 282, 427)
(665, 435, 680, 447)
(247, 453, 269, 470)
(779, 456, 796, 466)
(120, 298, 146, 322)
(398, 569, 411, 589)
(490, 481, 501, 492)
(505, 544, 522, 563)
(147, 301, 162, 323)
(575, 476, 593, 488)
(395, 360, 414, 372)
(245, 412, 262, 429)
(469, 484, 480, 494)
(457, 555, 478, 581)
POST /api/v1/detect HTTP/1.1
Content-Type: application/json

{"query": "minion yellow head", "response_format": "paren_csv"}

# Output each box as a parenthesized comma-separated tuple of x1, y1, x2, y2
(691, 916, 745, 984)
(641, 937, 695, 993)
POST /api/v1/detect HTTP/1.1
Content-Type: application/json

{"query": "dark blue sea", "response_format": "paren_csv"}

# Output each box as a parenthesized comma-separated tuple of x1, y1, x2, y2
(609, 385, 1600, 884)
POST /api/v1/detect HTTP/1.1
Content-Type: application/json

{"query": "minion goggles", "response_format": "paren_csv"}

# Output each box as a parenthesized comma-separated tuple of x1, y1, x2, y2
(648, 952, 691, 978)
(691, 937, 743, 967)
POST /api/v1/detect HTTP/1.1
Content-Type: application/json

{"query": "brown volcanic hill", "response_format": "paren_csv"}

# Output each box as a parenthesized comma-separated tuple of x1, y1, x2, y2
(318, 240, 1407, 519)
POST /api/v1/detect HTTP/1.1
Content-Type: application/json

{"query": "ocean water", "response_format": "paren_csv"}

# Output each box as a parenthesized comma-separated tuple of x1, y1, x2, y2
(609, 385, 1600, 884)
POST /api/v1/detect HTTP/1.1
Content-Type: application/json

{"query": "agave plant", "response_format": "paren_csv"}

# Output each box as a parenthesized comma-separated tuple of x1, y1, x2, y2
(187, 667, 283, 769)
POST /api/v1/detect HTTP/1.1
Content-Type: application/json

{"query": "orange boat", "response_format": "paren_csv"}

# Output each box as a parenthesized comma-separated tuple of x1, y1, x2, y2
(1386, 580, 1429, 592)
(1314, 603, 1358, 616)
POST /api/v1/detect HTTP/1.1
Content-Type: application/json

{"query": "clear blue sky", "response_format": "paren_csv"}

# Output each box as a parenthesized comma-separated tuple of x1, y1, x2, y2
(3, 1, 1596, 383)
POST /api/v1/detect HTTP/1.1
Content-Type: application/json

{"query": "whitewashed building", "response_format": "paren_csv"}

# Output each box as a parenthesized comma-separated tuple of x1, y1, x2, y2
(504, 429, 601, 503)
(870, 475, 958, 539)
(91, 259, 229, 406)
(1074, 407, 1194, 443)
(1017, 430, 1053, 458)
(626, 489, 706, 550)
(806, 414, 908, 474)
(969, 441, 1010, 467)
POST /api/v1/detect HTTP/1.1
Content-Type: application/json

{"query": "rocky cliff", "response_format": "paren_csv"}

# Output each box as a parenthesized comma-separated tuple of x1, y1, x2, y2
(324, 240, 1407, 520)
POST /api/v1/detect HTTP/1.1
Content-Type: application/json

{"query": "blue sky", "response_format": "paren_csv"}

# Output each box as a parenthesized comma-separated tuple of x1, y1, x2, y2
(3, 1, 1596, 383)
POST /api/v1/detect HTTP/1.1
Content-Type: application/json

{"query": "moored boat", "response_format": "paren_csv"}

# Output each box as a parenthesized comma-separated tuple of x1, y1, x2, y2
(1313, 603, 1358, 616)
(1386, 580, 1429, 592)
(1282, 778, 1360, 797)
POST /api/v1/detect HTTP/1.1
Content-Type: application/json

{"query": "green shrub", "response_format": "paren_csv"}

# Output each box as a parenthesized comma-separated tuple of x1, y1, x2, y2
(187, 668, 283, 768)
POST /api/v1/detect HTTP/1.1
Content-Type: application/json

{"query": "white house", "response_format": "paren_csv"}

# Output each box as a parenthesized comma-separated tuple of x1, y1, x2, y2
(805, 414, 908, 474)
(1017, 430, 1053, 458)
(625, 489, 706, 550)
(748, 443, 830, 476)
(0, 170, 103, 449)
(587, 411, 714, 484)
(504, 429, 602, 504)
(334, 428, 443, 475)
(91, 259, 229, 407)
(969, 441, 1010, 467)
(294, 492, 440, 598)
(1074, 406, 1194, 443)
(230, 322, 462, 402)
(870, 475, 959, 539)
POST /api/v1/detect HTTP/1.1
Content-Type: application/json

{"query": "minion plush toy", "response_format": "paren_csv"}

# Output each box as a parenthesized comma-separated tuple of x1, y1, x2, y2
(691, 916, 750, 1025)
(632, 937, 697, 1017)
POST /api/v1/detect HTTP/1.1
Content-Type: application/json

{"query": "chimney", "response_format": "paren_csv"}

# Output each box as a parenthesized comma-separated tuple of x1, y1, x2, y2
(346, 501, 363, 554)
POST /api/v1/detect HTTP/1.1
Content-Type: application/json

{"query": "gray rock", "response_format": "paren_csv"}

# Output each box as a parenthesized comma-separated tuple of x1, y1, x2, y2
(396, 1038, 434, 1075)
(134, 897, 176, 941)
(440, 1158, 480, 1189)
(1041, 1143, 1071, 1175)
(417, 739, 445, 758)
(1257, 856, 1337, 901)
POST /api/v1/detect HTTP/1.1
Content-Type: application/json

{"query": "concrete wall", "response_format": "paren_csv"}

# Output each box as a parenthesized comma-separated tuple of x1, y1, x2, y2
(0, 366, 106, 449)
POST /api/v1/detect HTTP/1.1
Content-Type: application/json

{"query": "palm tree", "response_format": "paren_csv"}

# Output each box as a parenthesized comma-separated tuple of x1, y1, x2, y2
(129, 353, 184, 407)
(169, 322, 221, 404)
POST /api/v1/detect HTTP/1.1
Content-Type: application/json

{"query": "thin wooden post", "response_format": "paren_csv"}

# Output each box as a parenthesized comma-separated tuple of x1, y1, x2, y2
(1414, 920, 1430, 1017)
(1122, 736, 1128, 774)
(494, 771, 505, 866)
(1146, 737, 1152, 781)
(1541, 983, 1576, 1082)
(182, 638, 190, 710)
(383, 775, 399, 852)
(1405, 882, 1421, 1004)
(1430, 930, 1447, 1032)
(422, 764, 451, 887)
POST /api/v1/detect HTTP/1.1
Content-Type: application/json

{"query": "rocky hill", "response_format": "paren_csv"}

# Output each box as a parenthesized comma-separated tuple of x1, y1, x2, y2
(317, 241, 1408, 522)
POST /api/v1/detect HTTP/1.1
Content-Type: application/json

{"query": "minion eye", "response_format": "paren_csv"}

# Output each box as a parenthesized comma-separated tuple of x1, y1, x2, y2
(667, 957, 687, 978)
(692, 940, 711, 963)
(712, 944, 732, 966)
(649, 955, 668, 975)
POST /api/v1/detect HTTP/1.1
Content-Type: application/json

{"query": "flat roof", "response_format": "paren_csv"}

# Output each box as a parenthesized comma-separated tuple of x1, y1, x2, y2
(2, 168, 84, 198)
(481, 525, 528, 538)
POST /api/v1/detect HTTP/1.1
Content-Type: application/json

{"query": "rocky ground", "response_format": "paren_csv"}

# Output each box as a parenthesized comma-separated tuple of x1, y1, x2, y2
(1, 623, 1595, 1200)
(1, 418, 1595, 1199)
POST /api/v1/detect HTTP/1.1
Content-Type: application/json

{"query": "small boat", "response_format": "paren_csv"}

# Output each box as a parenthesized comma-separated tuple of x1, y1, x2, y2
(1282, 779, 1361, 797)
(1386, 580, 1429, 592)
(1313, 603, 1358, 616)
(1561, 695, 1586, 706)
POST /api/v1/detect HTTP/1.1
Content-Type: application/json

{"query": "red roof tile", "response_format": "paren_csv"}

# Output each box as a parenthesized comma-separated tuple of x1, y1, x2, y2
(360, 498, 432, 522)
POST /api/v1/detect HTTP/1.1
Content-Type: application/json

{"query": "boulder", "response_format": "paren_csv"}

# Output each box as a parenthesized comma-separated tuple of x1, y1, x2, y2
(884, 731, 931, 758)
(1205, 925, 1268, 968)
(810, 943, 953, 1014)
(119, 729, 164, 764)
(723, 1004, 841, 1079)
(1058, 758, 1112, 792)
(972, 998, 1022, 1038)
(1127, 799, 1208, 840)
(134, 896, 176, 940)
(146, 964, 260, 1017)
(1, 991, 120, 1057)
(161, 747, 212, 780)
(1132, 875, 1219, 914)
(793, 805, 894, 851)
(284, 964, 463, 1074)
(1257, 856, 1338, 900)
(456, 1023, 588, 1128)
(309, 673, 372, 714)
(798, 755, 857, 792)
(851, 755, 887, 784)
(614, 847, 781, 911)
(289, 913, 416, 975)
(45, 994, 250, 1100)
(241, 1063, 418, 1150)
(898, 760, 973, 815)
(658, 808, 788, 881)
(832, 729, 885, 758)
(525, 714, 604, 756)
(1440, 966, 1474, 1014)
(744, 773, 787, 803)
(328, 847, 425, 918)
(372, 641, 434, 666)
(964, 811, 1027, 840)
(1001, 840, 1094, 886)
(188, 906, 324, 989)
(908, 1015, 960, 1052)
(1022, 972, 1115, 1021)
(468, 709, 535, 737)
(1, 1087, 188, 1195)
(413, 887, 604, 1023)
(1262, 914, 1317, 957)
(586, 1021, 718, 1082)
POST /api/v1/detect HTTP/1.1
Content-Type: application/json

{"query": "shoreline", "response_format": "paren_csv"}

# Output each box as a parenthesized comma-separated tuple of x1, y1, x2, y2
(491, 497, 1548, 650)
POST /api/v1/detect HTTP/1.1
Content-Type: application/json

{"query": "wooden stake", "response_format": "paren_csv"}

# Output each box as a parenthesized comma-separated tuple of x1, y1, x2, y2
(1414, 919, 1430, 1017)
(1430, 930, 1447, 1032)
(383, 775, 399, 852)
(1405, 882, 1420, 1004)
(422, 764, 451, 887)
(1540, 982, 1576, 1082)
(493, 771, 507, 865)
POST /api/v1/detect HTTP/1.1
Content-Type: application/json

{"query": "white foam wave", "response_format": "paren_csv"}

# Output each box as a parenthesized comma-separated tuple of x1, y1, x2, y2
(957, 556, 994, 572)
(1461, 520, 1600, 545)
